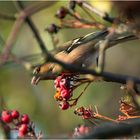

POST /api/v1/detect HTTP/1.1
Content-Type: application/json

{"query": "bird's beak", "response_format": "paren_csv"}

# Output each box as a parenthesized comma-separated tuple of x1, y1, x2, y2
(31, 72, 58, 85)
(31, 76, 41, 85)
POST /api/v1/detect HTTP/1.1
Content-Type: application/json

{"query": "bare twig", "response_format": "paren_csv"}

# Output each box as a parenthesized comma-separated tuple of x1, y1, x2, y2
(14, 1, 56, 17)
(81, 1, 114, 23)
(16, 1, 48, 54)
(0, 1, 55, 65)
(0, 11, 26, 65)
(70, 82, 90, 106)
(68, 10, 104, 28)
(79, 5, 97, 21)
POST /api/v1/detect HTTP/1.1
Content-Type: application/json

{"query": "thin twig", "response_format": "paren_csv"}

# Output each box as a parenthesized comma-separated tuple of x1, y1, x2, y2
(81, 1, 114, 23)
(0, 11, 26, 65)
(16, 1, 48, 54)
(14, 1, 56, 17)
(0, 1, 55, 65)
(93, 113, 119, 123)
(70, 82, 90, 106)
(68, 10, 103, 27)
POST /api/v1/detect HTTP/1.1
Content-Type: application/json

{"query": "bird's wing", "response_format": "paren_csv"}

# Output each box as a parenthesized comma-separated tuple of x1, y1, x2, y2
(65, 29, 108, 53)
(67, 41, 98, 67)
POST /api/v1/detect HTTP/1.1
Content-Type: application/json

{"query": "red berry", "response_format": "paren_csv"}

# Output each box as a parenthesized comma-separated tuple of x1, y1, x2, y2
(11, 110, 19, 119)
(18, 124, 28, 136)
(46, 24, 59, 34)
(79, 125, 87, 133)
(56, 7, 68, 19)
(61, 89, 71, 100)
(82, 111, 92, 119)
(59, 101, 70, 110)
(21, 114, 29, 124)
(18, 131, 24, 138)
(60, 79, 67, 88)
(78, 125, 89, 135)
(54, 76, 61, 88)
(1, 111, 12, 123)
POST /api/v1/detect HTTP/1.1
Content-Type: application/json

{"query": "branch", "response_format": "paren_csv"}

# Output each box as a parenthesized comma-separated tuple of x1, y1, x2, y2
(0, 1, 55, 65)
(81, 1, 114, 23)
(82, 118, 140, 138)
(16, 1, 48, 54)
(0, 11, 25, 65)
(14, 1, 56, 17)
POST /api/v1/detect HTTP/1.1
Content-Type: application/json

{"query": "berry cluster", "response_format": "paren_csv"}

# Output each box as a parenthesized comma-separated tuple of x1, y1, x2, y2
(54, 73, 79, 110)
(0, 110, 36, 138)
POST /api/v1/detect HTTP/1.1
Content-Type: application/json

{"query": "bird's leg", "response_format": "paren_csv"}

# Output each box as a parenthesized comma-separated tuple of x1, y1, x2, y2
(96, 39, 109, 73)
(96, 28, 116, 73)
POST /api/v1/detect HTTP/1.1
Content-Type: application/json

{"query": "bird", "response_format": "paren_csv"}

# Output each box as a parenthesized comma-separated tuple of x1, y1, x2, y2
(31, 29, 137, 85)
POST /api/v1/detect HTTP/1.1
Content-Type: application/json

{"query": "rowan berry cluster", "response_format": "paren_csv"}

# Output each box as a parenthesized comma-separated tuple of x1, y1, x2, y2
(0, 110, 36, 138)
(54, 73, 79, 110)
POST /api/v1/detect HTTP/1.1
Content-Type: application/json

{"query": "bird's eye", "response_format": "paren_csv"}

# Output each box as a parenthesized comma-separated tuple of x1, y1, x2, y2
(48, 65, 53, 71)
(36, 67, 40, 72)
(33, 67, 40, 75)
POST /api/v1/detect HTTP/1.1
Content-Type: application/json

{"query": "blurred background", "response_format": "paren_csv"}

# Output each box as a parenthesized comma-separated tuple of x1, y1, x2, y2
(0, 1, 140, 138)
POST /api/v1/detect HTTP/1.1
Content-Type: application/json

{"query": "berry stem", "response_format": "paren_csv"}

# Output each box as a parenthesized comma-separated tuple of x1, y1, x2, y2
(70, 82, 91, 106)
(93, 113, 119, 123)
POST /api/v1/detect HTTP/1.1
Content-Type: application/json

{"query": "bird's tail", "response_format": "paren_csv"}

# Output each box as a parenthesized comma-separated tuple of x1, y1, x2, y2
(110, 34, 138, 47)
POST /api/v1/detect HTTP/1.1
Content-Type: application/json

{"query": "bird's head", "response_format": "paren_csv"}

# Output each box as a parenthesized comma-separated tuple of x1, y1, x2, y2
(31, 63, 57, 85)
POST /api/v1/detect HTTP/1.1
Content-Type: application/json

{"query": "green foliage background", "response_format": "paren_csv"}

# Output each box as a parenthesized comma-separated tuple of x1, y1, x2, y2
(0, 1, 140, 137)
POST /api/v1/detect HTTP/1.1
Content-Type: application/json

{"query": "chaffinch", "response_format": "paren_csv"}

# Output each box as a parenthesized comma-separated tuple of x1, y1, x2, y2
(31, 29, 137, 85)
